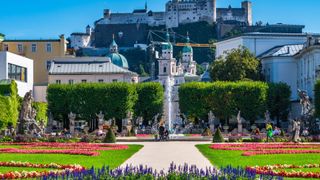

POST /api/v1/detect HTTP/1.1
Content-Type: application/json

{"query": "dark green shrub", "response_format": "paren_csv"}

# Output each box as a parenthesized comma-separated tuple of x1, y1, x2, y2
(315, 80, 320, 118)
(212, 129, 224, 143)
(104, 129, 116, 143)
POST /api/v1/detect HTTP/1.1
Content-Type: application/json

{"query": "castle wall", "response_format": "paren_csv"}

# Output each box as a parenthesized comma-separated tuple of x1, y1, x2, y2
(97, 0, 251, 28)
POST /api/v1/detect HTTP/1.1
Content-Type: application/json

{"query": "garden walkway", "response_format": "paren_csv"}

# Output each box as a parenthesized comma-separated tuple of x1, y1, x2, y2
(119, 141, 212, 171)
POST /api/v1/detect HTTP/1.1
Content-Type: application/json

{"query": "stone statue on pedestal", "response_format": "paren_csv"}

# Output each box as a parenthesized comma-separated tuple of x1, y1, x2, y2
(17, 91, 42, 135)
(208, 111, 215, 133)
(292, 119, 301, 142)
(265, 110, 271, 124)
(298, 89, 312, 116)
(237, 111, 243, 134)
(68, 112, 76, 135)
(96, 111, 105, 131)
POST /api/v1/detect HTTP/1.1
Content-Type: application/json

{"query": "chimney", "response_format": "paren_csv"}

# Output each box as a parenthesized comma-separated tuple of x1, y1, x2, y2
(104, 9, 111, 19)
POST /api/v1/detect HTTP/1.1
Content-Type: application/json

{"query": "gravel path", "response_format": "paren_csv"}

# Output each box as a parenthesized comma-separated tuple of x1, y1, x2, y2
(120, 141, 213, 171)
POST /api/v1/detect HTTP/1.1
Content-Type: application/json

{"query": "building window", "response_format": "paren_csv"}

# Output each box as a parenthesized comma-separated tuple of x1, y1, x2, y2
(69, 80, 74, 84)
(98, 79, 104, 83)
(46, 43, 52, 52)
(3, 44, 8, 51)
(163, 67, 167, 73)
(56, 80, 61, 84)
(17, 44, 23, 53)
(81, 79, 87, 83)
(8, 63, 27, 82)
(112, 79, 117, 82)
(31, 44, 37, 52)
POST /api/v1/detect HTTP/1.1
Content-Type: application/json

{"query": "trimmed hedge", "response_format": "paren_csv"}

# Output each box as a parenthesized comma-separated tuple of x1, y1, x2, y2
(179, 81, 268, 124)
(0, 81, 19, 129)
(315, 80, 320, 118)
(47, 82, 164, 127)
(267, 83, 291, 123)
(134, 82, 164, 125)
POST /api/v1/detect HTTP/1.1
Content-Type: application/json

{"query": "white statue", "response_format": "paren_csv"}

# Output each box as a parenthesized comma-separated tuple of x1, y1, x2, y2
(208, 111, 215, 124)
(96, 111, 105, 126)
(237, 111, 243, 133)
(298, 89, 312, 116)
(265, 110, 271, 123)
(292, 119, 301, 142)
(68, 112, 76, 134)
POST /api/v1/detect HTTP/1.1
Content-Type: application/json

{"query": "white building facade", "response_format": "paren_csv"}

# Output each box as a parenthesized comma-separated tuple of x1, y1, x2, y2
(0, 51, 34, 97)
(261, 37, 320, 100)
(70, 25, 92, 50)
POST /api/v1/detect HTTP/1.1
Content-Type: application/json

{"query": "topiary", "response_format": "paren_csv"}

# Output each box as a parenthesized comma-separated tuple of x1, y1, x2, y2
(280, 129, 285, 137)
(104, 129, 116, 143)
(212, 128, 224, 143)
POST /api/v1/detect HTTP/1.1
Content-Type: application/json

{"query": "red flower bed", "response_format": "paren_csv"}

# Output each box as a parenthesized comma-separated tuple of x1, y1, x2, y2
(0, 143, 128, 156)
(210, 143, 320, 156)
(246, 164, 320, 179)
(0, 161, 85, 179)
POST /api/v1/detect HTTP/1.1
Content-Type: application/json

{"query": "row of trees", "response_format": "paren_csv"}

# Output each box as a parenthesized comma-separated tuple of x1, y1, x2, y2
(179, 81, 291, 125)
(47, 82, 164, 127)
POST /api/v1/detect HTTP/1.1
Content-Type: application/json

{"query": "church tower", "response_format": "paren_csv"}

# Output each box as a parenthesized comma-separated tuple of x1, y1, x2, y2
(182, 34, 197, 75)
(158, 31, 177, 83)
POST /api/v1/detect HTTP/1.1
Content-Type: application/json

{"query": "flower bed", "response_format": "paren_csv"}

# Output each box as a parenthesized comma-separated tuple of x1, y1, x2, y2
(246, 164, 320, 179)
(0, 161, 85, 179)
(210, 143, 320, 156)
(0, 142, 128, 156)
(40, 163, 283, 180)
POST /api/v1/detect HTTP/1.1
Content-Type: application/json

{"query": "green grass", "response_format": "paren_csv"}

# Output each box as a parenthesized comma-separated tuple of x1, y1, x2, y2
(196, 144, 320, 180)
(0, 144, 142, 173)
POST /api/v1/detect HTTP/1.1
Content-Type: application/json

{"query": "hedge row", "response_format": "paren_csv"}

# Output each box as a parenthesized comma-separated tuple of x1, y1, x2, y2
(315, 80, 320, 118)
(47, 82, 164, 126)
(179, 81, 291, 124)
(0, 81, 19, 129)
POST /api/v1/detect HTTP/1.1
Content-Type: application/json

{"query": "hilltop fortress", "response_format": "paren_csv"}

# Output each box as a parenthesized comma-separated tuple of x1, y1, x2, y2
(97, 0, 252, 28)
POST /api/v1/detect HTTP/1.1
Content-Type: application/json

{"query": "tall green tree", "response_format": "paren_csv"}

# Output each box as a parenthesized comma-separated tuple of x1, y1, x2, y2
(210, 47, 261, 81)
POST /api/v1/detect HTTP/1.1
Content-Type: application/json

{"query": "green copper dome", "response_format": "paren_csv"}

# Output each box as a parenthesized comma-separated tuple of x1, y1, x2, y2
(107, 53, 129, 69)
(182, 36, 193, 53)
(162, 31, 173, 50)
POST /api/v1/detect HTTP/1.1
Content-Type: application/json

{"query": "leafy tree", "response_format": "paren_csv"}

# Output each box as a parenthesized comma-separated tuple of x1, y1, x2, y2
(210, 47, 261, 81)
(0, 80, 19, 129)
(32, 102, 48, 124)
(121, 48, 149, 75)
(315, 80, 320, 118)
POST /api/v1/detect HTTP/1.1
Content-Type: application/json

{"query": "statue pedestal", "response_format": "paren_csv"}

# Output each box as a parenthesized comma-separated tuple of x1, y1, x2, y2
(237, 123, 243, 134)
(223, 125, 229, 134)
(70, 126, 75, 135)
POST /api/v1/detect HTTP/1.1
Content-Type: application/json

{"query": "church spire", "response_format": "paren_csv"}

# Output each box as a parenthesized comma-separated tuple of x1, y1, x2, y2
(110, 34, 118, 53)
(145, 1, 148, 10)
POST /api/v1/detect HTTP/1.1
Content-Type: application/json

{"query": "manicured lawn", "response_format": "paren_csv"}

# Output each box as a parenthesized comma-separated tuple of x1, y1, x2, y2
(0, 144, 142, 173)
(196, 144, 320, 180)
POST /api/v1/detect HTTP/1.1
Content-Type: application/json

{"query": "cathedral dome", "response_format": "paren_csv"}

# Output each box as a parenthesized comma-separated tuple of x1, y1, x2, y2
(107, 35, 129, 69)
(107, 53, 129, 69)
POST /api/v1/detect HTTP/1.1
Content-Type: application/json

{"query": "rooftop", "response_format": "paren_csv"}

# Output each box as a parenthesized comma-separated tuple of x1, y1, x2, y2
(259, 44, 304, 58)
(48, 57, 137, 75)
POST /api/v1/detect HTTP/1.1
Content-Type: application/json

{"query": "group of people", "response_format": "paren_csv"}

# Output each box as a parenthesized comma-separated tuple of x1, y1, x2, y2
(158, 124, 169, 141)
(252, 124, 283, 142)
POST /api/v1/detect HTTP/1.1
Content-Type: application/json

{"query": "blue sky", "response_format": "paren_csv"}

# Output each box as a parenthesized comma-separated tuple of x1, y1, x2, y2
(0, 0, 319, 39)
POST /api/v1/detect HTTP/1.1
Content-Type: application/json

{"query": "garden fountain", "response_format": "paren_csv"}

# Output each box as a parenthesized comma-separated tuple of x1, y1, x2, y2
(165, 76, 174, 132)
